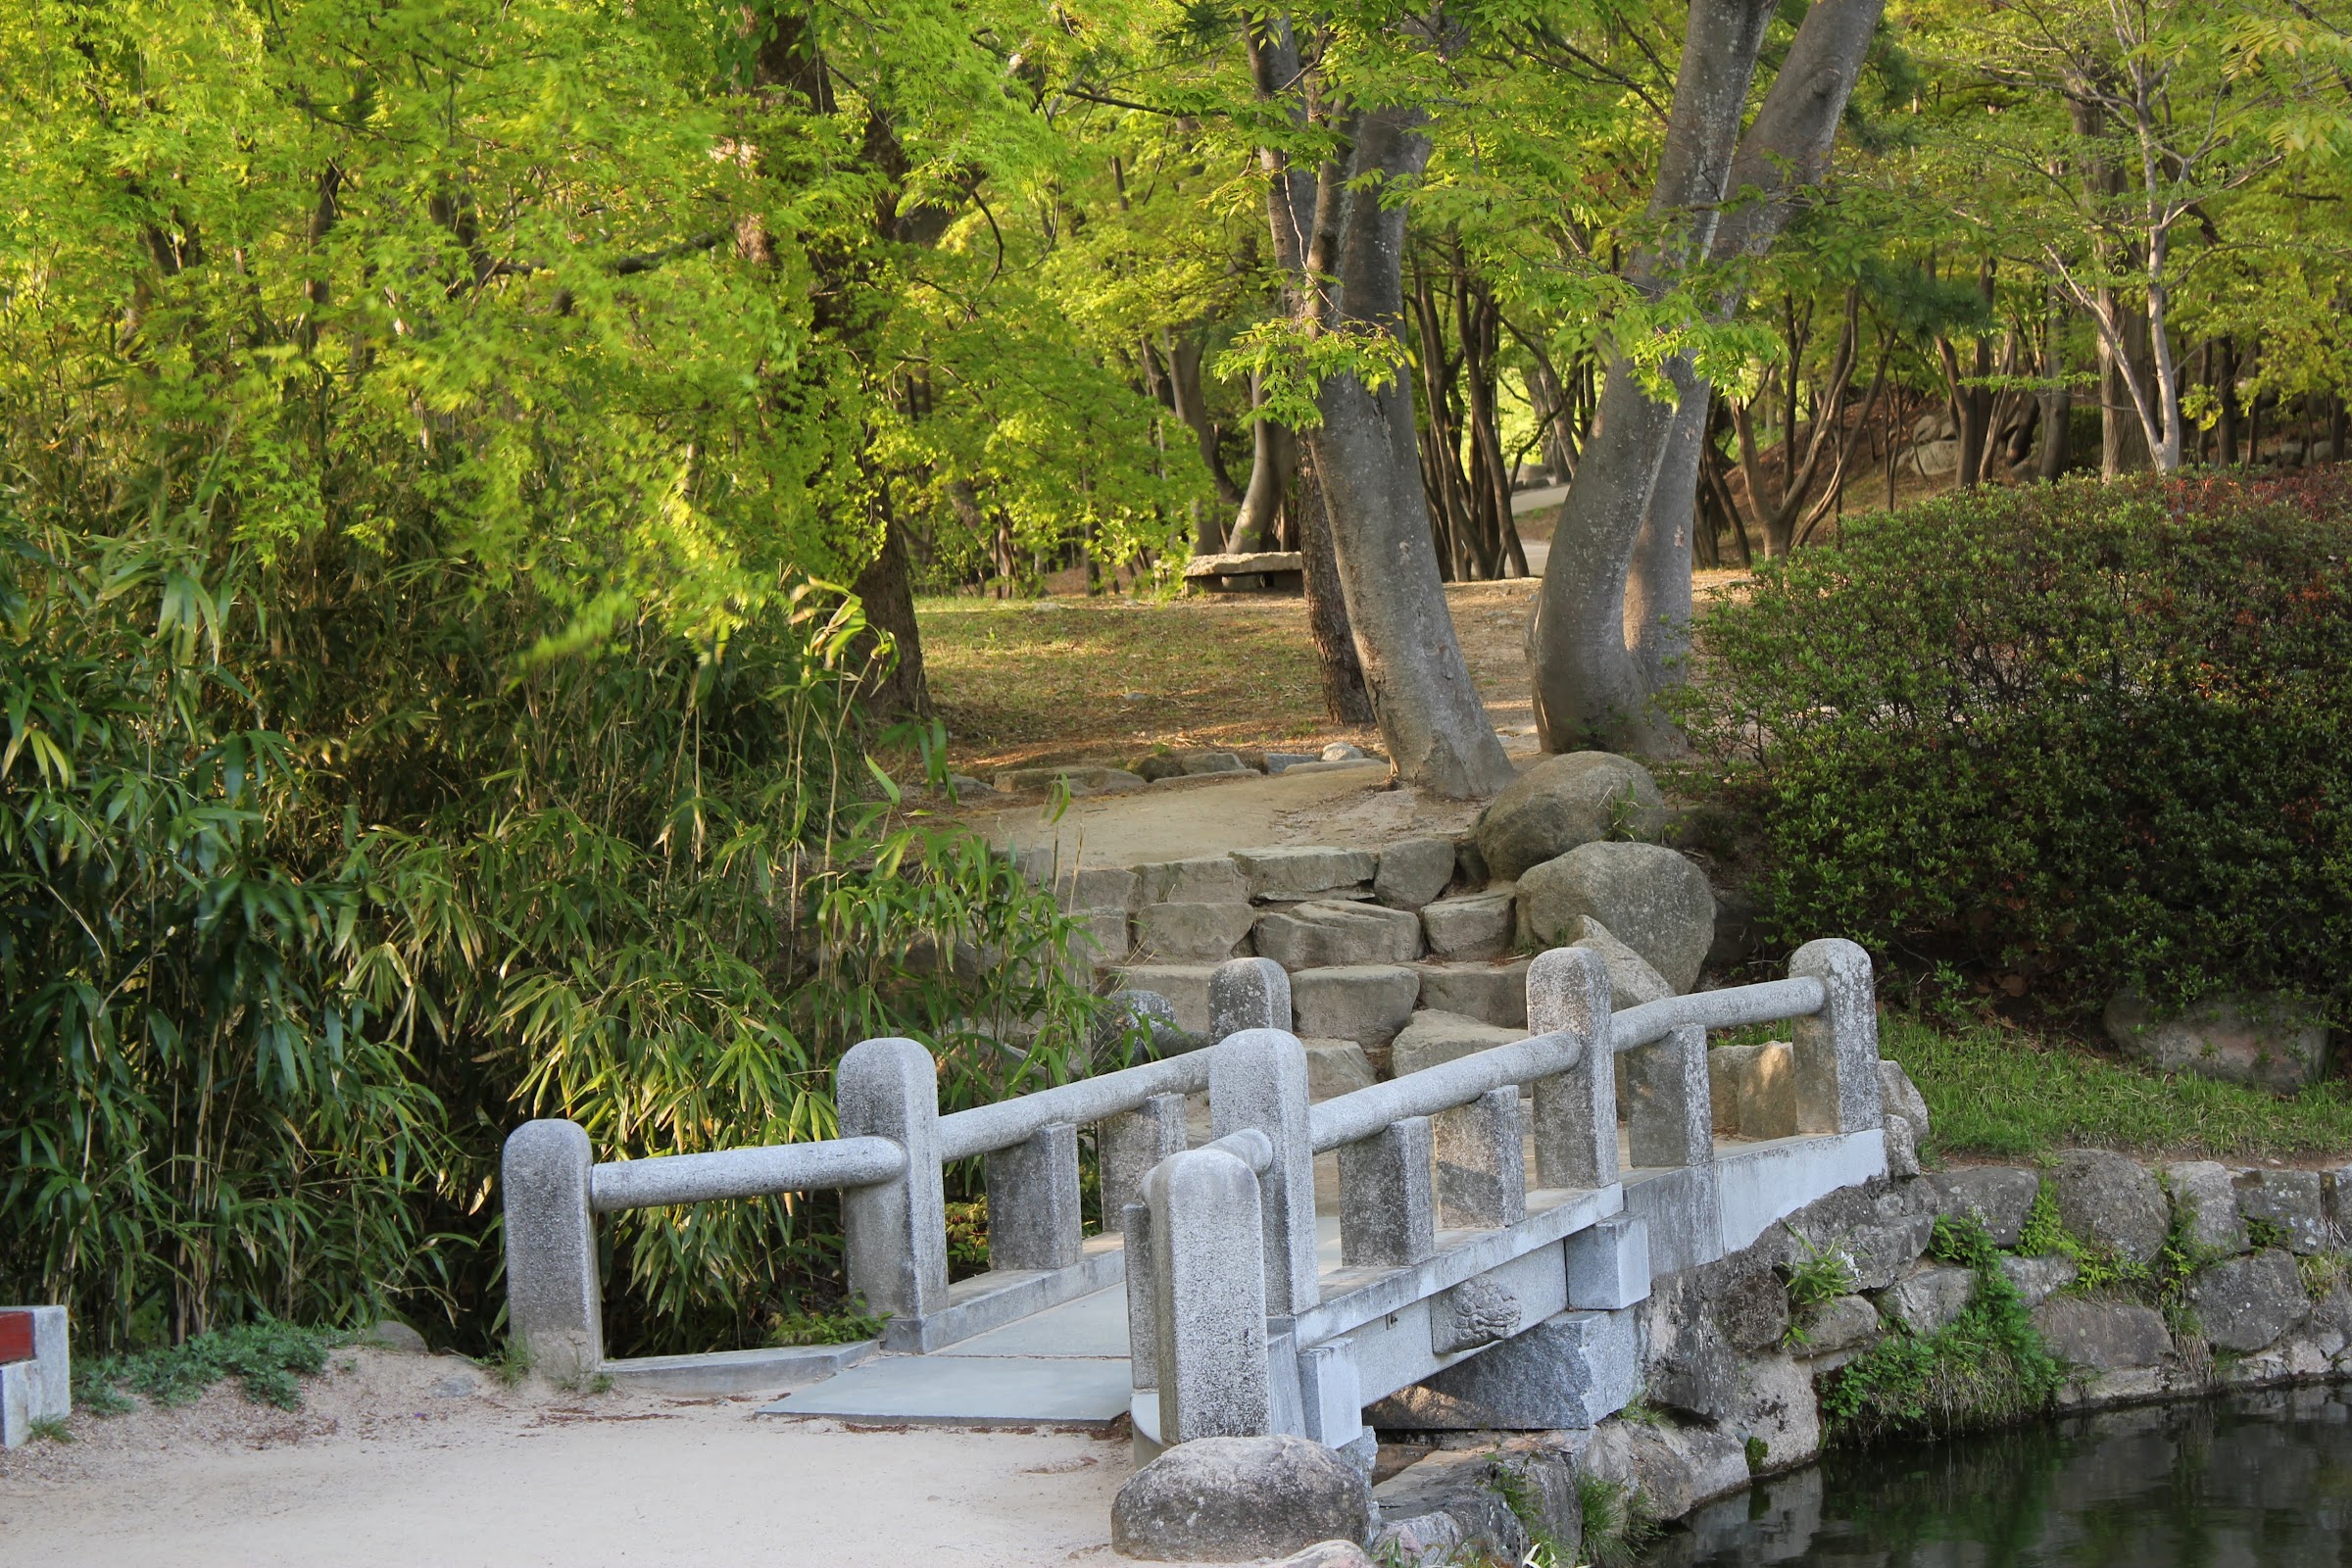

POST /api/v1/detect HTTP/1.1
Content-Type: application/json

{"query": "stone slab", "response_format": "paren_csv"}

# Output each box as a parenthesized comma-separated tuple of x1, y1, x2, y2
(602, 1341, 879, 1396)
(1106, 964, 1220, 1037)
(764, 1351, 1134, 1427)
(1715, 1130, 1889, 1256)
(936, 1284, 1132, 1359)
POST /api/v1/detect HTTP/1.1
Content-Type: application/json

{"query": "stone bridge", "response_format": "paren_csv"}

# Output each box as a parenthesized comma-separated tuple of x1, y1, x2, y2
(501, 940, 1890, 1494)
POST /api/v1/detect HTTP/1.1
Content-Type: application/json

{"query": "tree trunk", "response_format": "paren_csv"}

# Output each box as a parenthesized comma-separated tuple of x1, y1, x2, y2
(2215, 336, 2241, 466)
(1301, 101, 1514, 797)
(1533, 0, 1781, 753)
(850, 486, 931, 716)
(1244, 16, 1497, 785)
(1230, 371, 1294, 551)
(1586, 0, 1887, 746)
(1295, 450, 1376, 724)
(2037, 291, 2072, 480)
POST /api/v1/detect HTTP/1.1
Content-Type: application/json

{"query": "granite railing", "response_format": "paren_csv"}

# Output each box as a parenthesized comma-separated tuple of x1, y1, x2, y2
(1125, 939, 1886, 1460)
(499, 961, 1297, 1379)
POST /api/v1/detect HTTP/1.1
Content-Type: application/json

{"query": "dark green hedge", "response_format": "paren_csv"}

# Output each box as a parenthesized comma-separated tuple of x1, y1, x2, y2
(1690, 471, 2352, 1023)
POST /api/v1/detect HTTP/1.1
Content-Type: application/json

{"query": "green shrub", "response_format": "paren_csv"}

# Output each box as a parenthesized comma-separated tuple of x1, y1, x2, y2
(0, 521, 1103, 1360)
(1689, 471, 2352, 1025)
(74, 1321, 347, 1411)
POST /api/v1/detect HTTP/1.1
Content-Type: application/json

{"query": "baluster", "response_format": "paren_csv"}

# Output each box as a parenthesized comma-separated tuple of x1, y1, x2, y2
(1435, 1086, 1527, 1228)
(1526, 947, 1618, 1190)
(1625, 1023, 1713, 1168)
(1124, 1200, 1158, 1395)
(985, 1121, 1083, 1271)
(1208, 1027, 1319, 1315)
(837, 1036, 948, 1329)
(1789, 939, 1884, 1134)
(1100, 1094, 1188, 1236)
(1339, 1115, 1436, 1266)
(502, 1119, 602, 1382)
(1147, 1147, 1272, 1443)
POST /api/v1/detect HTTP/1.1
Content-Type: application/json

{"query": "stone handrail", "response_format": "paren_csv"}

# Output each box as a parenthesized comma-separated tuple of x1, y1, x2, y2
(1308, 1030, 1584, 1153)
(935, 1050, 1213, 1163)
(589, 1136, 907, 1212)
(1607, 976, 1825, 1053)
(502, 956, 1302, 1378)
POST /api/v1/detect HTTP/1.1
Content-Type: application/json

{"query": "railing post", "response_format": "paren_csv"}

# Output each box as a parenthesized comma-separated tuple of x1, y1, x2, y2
(837, 1036, 948, 1325)
(502, 1119, 602, 1382)
(1526, 947, 1618, 1190)
(1435, 1086, 1528, 1228)
(1101, 1094, 1188, 1235)
(1625, 1023, 1713, 1168)
(1146, 1148, 1272, 1443)
(1208, 1027, 1320, 1316)
(1339, 1116, 1436, 1266)
(986, 1121, 1082, 1271)
(1210, 956, 1291, 1040)
(1788, 939, 1884, 1134)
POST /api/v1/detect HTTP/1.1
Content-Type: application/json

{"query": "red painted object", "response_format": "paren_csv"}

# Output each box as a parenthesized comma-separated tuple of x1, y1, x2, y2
(0, 1309, 31, 1365)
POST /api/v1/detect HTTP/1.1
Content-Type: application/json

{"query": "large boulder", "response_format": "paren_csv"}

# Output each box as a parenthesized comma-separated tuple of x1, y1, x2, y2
(1877, 1059, 1931, 1147)
(1565, 915, 1675, 1004)
(1516, 843, 1715, 992)
(1883, 1264, 1976, 1336)
(1391, 1010, 1520, 1077)
(1708, 1042, 1796, 1140)
(2188, 1250, 2307, 1353)
(2050, 1150, 2170, 1264)
(1254, 901, 1423, 969)
(2030, 1298, 2172, 1370)
(2104, 990, 2329, 1094)
(1580, 1419, 1750, 1522)
(1302, 1039, 1377, 1102)
(1729, 1354, 1822, 1472)
(1111, 1435, 1372, 1562)
(1473, 753, 1668, 883)
(1369, 1447, 1579, 1568)
(1420, 889, 1516, 962)
(1291, 965, 1423, 1051)
(1373, 838, 1458, 910)
(1934, 1166, 2041, 1249)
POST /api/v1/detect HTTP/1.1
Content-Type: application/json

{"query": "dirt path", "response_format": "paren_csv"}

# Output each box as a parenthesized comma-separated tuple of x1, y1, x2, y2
(0, 1348, 1144, 1568)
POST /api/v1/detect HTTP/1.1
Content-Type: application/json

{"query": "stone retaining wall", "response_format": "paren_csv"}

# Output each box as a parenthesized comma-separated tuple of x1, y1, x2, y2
(1367, 1125, 2352, 1558)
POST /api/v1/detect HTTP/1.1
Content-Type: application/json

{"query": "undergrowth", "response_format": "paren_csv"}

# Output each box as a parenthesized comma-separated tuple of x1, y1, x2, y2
(73, 1321, 349, 1413)
(1818, 1216, 2063, 1444)
(1577, 1472, 1659, 1568)
(768, 1298, 891, 1348)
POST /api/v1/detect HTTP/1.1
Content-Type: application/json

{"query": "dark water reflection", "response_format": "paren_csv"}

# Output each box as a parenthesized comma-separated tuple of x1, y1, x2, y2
(1648, 1388, 2352, 1567)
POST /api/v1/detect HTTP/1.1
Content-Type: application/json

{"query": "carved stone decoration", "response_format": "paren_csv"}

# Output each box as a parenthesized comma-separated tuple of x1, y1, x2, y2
(1431, 1274, 1522, 1355)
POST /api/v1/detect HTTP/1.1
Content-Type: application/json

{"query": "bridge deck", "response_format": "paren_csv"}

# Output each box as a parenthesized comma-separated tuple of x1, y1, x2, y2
(760, 1125, 1876, 1429)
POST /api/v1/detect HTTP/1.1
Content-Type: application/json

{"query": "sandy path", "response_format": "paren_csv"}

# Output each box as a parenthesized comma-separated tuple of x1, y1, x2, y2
(0, 1348, 1142, 1568)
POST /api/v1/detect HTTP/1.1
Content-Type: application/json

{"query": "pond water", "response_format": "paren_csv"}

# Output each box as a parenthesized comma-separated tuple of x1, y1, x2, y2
(1646, 1389, 2352, 1567)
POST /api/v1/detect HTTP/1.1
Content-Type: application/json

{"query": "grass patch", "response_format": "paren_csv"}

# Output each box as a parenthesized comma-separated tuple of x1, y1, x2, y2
(915, 597, 1362, 771)
(1880, 1010, 2352, 1159)
(1576, 1472, 1660, 1568)
(74, 1321, 348, 1413)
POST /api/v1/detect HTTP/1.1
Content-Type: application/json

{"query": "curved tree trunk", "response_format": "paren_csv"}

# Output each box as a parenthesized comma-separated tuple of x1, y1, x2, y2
(1229, 372, 1295, 551)
(1544, 0, 1886, 753)
(1248, 20, 1498, 793)
(1303, 103, 1515, 798)
(1296, 451, 1376, 724)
